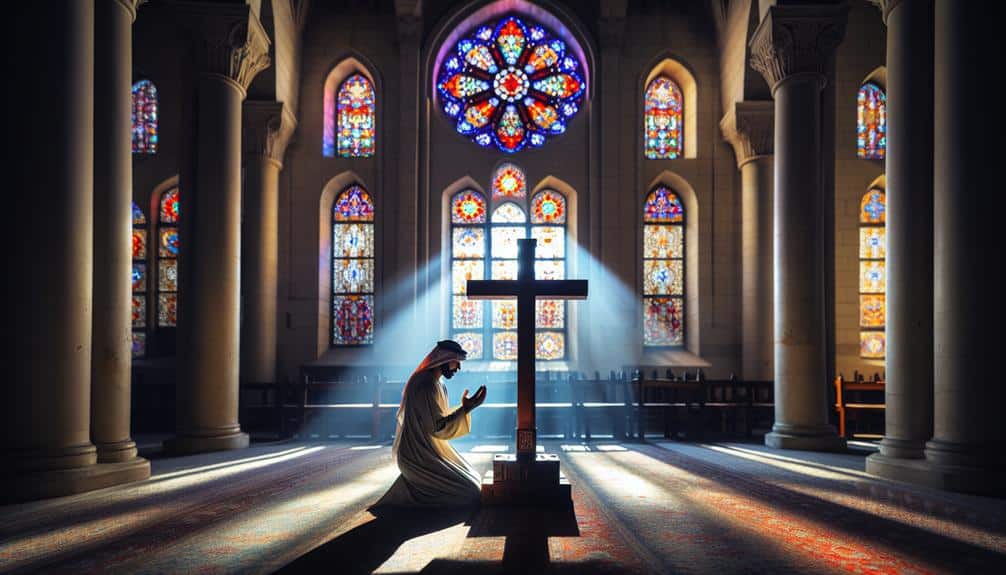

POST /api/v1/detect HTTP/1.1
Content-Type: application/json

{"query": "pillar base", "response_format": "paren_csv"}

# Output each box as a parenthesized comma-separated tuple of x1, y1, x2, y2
(95, 439, 139, 463)
(164, 431, 249, 455)
(920, 439, 1006, 497)
(0, 457, 151, 503)
(865, 452, 931, 486)
(877, 437, 926, 459)
(765, 424, 846, 451)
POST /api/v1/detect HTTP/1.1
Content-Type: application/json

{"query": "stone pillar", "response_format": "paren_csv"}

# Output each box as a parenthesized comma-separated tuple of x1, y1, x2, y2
(166, 3, 270, 454)
(865, 0, 935, 481)
(395, 1, 421, 311)
(750, 5, 848, 451)
(91, 0, 146, 470)
(722, 102, 775, 381)
(241, 102, 295, 384)
(921, 0, 1004, 496)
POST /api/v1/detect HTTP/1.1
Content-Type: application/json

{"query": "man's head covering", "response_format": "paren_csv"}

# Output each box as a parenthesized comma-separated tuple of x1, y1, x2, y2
(413, 339, 469, 373)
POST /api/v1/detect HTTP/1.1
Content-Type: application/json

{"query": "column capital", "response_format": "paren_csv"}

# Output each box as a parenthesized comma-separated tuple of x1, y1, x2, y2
(173, 1, 271, 96)
(395, 0, 422, 43)
(243, 100, 297, 165)
(721, 101, 775, 168)
(867, 0, 907, 25)
(748, 4, 848, 94)
(116, 0, 143, 22)
(598, 0, 628, 49)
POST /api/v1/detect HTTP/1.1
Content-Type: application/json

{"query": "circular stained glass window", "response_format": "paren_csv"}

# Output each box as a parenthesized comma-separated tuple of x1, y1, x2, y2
(437, 15, 586, 153)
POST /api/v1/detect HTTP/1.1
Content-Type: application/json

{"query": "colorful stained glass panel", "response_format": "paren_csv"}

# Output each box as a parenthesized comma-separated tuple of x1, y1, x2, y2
(644, 297, 684, 346)
(336, 74, 375, 158)
(493, 331, 518, 360)
(132, 295, 146, 327)
(857, 83, 886, 160)
(452, 227, 485, 259)
(644, 260, 684, 295)
(860, 228, 886, 259)
(452, 260, 484, 294)
(534, 260, 564, 281)
(453, 298, 483, 329)
(860, 294, 886, 328)
(531, 226, 564, 258)
(131, 332, 146, 358)
(452, 191, 487, 224)
(535, 300, 564, 328)
(860, 332, 886, 359)
(491, 203, 526, 223)
(132, 230, 147, 259)
(157, 294, 177, 327)
(132, 263, 146, 292)
(332, 258, 374, 293)
(535, 332, 564, 360)
(491, 260, 517, 280)
(860, 261, 886, 293)
(332, 295, 374, 344)
(491, 226, 526, 259)
(860, 189, 886, 224)
(131, 80, 158, 154)
(492, 301, 517, 329)
(333, 223, 374, 258)
(158, 260, 177, 292)
(644, 77, 683, 159)
(643, 225, 683, 259)
(333, 186, 375, 221)
(160, 189, 179, 223)
(454, 332, 484, 360)
(492, 163, 526, 199)
(132, 202, 146, 225)
(159, 229, 179, 257)
(644, 187, 684, 223)
(531, 190, 565, 223)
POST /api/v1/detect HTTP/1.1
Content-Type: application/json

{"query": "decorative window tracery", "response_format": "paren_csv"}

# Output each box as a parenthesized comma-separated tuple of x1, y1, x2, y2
(332, 185, 376, 345)
(643, 186, 685, 346)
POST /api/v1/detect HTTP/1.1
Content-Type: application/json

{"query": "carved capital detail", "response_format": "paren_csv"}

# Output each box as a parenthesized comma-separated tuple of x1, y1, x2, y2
(721, 101, 775, 168)
(867, 0, 905, 24)
(119, 0, 143, 22)
(243, 101, 298, 164)
(174, 2, 272, 95)
(748, 5, 848, 94)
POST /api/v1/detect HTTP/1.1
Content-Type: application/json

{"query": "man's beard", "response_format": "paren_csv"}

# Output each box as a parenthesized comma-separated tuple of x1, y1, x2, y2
(440, 364, 458, 379)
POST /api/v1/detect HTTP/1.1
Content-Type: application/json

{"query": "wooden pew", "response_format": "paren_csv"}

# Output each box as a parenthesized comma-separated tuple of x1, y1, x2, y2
(284, 369, 389, 440)
(572, 371, 631, 440)
(632, 369, 705, 440)
(834, 372, 885, 438)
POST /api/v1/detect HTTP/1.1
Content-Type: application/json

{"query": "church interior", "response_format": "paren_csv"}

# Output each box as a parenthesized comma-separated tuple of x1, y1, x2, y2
(5, 0, 1003, 573)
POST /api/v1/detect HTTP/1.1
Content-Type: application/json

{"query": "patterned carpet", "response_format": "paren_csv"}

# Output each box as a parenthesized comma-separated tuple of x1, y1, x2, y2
(1, 440, 1004, 574)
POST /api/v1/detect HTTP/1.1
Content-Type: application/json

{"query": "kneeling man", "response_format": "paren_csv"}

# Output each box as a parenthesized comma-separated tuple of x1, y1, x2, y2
(375, 339, 487, 507)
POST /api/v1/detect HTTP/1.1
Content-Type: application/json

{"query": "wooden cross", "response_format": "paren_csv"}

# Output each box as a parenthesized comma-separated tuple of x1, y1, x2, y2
(467, 238, 588, 460)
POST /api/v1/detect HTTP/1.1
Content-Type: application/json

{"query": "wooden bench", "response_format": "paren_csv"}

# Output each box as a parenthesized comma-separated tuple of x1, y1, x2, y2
(571, 371, 632, 440)
(283, 370, 398, 440)
(834, 372, 885, 438)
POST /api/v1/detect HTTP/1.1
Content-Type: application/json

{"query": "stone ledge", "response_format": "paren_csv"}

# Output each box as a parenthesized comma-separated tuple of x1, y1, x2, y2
(0, 458, 150, 504)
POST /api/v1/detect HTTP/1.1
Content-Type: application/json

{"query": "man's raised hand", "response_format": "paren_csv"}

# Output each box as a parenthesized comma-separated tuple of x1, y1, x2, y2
(463, 385, 487, 413)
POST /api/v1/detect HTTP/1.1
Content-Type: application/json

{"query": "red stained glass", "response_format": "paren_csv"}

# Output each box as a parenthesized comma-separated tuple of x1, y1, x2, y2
(452, 191, 487, 224)
(531, 190, 565, 224)
(336, 74, 375, 158)
(644, 297, 684, 346)
(132, 230, 147, 259)
(857, 83, 886, 160)
(160, 189, 179, 223)
(333, 185, 375, 222)
(333, 295, 374, 345)
(644, 187, 684, 223)
(644, 77, 683, 159)
(492, 163, 526, 199)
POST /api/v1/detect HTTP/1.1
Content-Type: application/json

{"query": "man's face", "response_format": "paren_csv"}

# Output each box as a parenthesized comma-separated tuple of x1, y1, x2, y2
(441, 360, 461, 379)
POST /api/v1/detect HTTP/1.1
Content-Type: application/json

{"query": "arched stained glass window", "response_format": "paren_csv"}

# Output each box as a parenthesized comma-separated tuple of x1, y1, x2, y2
(131, 202, 147, 357)
(857, 83, 886, 159)
(644, 77, 683, 160)
(859, 188, 886, 358)
(332, 185, 375, 345)
(643, 186, 685, 346)
(157, 188, 179, 327)
(449, 173, 568, 361)
(132, 80, 158, 154)
(436, 14, 586, 153)
(327, 74, 375, 158)
(492, 163, 526, 200)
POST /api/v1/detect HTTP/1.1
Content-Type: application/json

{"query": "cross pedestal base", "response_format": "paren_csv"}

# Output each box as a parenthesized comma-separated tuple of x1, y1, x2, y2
(480, 453, 572, 506)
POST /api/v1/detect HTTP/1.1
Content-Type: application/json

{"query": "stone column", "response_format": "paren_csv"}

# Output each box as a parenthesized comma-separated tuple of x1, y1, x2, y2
(241, 102, 295, 384)
(91, 0, 147, 470)
(395, 1, 421, 312)
(722, 102, 775, 381)
(166, 3, 270, 454)
(921, 0, 1004, 496)
(865, 0, 935, 481)
(750, 5, 848, 451)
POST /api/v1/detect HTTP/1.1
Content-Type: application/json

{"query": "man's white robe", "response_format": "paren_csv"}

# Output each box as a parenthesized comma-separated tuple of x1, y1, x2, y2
(374, 347, 481, 507)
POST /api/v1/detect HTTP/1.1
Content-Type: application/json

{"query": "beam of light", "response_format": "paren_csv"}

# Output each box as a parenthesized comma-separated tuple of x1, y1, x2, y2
(594, 444, 627, 451)
(0, 446, 328, 570)
(470, 444, 510, 453)
(559, 444, 589, 451)
(572, 243, 640, 374)
(349, 445, 385, 450)
(698, 443, 876, 480)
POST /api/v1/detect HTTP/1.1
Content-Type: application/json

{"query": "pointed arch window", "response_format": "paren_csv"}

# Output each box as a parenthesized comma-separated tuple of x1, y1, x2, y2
(131, 202, 147, 357)
(643, 186, 685, 346)
(332, 185, 375, 345)
(156, 188, 179, 327)
(857, 83, 886, 159)
(324, 74, 375, 158)
(859, 188, 886, 358)
(131, 80, 158, 154)
(449, 170, 568, 361)
(644, 77, 683, 159)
